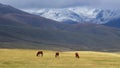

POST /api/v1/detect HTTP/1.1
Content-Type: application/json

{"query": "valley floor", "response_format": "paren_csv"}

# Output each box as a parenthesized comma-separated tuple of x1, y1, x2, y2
(0, 49, 120, 68)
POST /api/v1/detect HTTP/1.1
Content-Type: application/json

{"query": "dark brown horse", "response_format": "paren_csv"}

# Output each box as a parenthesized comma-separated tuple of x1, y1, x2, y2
(75, 52, 80, 58)
(55, 52, 59, 58)
(36, 51, 43, 57)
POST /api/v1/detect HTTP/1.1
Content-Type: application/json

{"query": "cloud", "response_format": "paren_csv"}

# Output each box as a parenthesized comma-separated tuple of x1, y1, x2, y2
(0, 0, 120, 9)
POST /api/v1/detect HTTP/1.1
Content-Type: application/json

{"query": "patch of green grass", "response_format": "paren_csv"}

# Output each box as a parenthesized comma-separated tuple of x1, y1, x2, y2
(0, 49, 120, 68)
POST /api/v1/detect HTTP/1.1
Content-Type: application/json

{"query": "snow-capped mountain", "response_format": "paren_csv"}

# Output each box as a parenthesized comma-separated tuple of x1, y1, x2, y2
(23, 7, 120, 24)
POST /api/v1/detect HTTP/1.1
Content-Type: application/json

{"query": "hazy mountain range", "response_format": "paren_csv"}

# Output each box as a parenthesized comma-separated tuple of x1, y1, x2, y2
(0, 3, 120, 51)
(24, 7, 120, 26)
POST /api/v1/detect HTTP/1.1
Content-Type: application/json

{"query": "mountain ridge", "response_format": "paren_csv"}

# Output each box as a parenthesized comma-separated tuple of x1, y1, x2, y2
(23, 7, 120, 24)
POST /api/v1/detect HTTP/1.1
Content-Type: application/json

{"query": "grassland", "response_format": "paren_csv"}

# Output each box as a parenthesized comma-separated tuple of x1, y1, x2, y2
(0, 49, 120, 68)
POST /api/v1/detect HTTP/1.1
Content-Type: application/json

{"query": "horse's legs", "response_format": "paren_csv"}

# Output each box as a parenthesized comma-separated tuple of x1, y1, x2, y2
(41, 53, 43, 57)
(36, 53, 39, 56)
(77, 55, 79, 58)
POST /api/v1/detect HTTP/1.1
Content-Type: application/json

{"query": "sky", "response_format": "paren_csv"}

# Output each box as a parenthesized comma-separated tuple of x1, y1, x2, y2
(0, 0, 120, 9)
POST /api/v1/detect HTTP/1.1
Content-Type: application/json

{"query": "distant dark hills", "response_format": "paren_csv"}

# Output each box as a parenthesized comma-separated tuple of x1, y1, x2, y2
(0, 3, 120, 51)
(0, 3, 28, 15)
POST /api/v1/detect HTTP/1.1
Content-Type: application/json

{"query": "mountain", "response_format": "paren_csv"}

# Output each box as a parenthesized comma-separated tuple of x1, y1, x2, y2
(23, 7, 120, 24)
(0, 3, 72, 50)
(104, 17, 120, 28)
(1, 3, 120, 51)
(0, 3, 29, 15)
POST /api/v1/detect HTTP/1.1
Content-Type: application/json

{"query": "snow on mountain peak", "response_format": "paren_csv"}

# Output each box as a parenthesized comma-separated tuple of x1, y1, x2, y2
(23, 7, 120, 24)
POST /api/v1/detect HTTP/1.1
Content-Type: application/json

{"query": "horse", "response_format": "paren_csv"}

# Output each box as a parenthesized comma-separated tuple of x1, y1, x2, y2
(75, 52, 80, 58)
(36, 51, 43, 57)
(55, 52, 59, 58)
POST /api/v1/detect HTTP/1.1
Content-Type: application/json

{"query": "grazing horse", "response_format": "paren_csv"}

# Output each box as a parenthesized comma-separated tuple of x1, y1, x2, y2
(36, 51, 43, 57)
(75, 52, 80, 58)
(55, 52, 59, 58)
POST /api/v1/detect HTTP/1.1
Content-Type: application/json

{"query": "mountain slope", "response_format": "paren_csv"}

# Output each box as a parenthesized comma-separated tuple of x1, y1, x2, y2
(104, 17, 120, 28)
(0, 3, 120, 51)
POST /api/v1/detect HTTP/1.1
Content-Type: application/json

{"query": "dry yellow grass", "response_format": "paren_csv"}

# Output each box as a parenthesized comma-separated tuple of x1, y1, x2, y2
(0, 49, 120, 68)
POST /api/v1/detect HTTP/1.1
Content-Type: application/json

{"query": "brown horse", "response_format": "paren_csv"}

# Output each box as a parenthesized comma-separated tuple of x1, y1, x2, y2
(75, 52, 80, 58)
(55, 52, 59, 58)
(36, 51, 43, 57)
